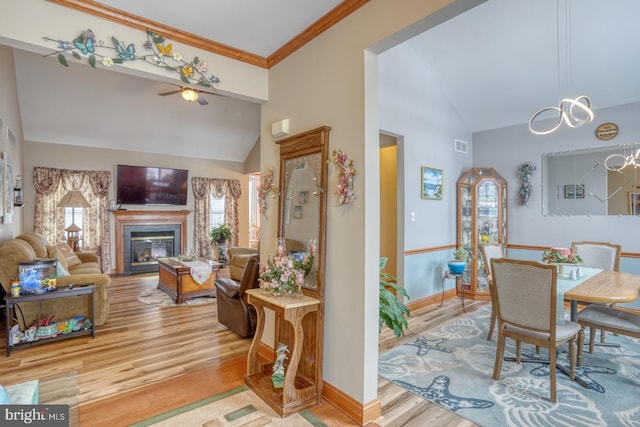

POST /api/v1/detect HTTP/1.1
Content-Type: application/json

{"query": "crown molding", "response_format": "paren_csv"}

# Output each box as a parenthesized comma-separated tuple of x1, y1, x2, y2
(47, 0, 369, 70)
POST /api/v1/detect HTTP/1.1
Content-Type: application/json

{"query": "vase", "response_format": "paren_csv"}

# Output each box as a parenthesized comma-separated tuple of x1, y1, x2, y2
(271, 374, 284, 389)
(275, 237, 287, 256)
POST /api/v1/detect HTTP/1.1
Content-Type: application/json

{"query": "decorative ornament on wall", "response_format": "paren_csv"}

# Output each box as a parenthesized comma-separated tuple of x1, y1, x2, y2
(595, 122, 619, 141)
(257, 167, 278, 217)
(329, 149, 356, 206)
(517, 161, 536, 206)
(43, 29, 220, 90)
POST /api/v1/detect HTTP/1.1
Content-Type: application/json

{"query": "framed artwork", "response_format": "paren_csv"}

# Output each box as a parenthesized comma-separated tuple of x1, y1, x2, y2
(293, 205, 303, 219)
(299, 191, 308, 204)
(629, 192, 640, 215)
(564, 184, 585, 199)
(421, 166, 443, 200)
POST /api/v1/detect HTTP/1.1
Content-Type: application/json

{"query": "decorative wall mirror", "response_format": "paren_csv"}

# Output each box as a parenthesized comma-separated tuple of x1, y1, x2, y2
(542, 142, 640, 216)
(276, 126, 330, 299)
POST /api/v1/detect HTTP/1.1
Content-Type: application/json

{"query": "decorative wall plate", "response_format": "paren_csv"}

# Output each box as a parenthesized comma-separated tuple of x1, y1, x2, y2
(595, 122, 619, 140)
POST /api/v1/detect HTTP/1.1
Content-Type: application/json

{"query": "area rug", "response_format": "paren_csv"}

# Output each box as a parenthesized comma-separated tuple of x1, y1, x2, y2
(137, 288, 216, 307)
(379, 306, 640, 427)
(129, 385, 327, 427)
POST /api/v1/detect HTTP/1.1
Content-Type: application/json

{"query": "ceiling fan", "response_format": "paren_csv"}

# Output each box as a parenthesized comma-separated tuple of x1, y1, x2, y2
(158, 86, 220, 105)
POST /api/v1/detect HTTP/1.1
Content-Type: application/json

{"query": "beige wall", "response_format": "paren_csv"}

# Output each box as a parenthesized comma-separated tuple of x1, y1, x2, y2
(262, 0, 477, 406)
(0, 46, 23, 241)
(24, 141, 251, 273)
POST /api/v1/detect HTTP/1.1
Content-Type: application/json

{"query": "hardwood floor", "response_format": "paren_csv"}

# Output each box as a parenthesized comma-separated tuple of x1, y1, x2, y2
(0, 272, 485, 426)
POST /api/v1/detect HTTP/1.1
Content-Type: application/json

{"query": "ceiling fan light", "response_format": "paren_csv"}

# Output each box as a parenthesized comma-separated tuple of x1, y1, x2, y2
(181, 88, 198, 102)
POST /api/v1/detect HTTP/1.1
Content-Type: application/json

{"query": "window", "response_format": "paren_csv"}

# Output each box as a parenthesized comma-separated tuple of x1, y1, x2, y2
(210, 195, 225, 227)
(249, 174, 260, 229)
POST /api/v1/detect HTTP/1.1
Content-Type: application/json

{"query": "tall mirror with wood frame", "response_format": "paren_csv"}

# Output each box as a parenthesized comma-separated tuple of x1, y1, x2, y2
(276, 126, 329, 301)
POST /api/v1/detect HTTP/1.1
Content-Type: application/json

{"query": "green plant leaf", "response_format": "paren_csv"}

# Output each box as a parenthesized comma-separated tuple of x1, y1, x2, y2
(112, 58, 123, 64)
(58, 54, 69, 67)
(71, 51, 81, 60)
(88, 55, 96, 68)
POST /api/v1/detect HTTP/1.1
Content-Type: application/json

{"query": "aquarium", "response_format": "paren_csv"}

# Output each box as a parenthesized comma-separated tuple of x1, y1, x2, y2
(19, 259, 58, 294)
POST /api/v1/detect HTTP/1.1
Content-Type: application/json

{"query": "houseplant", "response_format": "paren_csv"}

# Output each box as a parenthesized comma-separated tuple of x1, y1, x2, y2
(448, 247, 469, 274)
(209, 223, 232, 245)
(379, 257, 410, 338)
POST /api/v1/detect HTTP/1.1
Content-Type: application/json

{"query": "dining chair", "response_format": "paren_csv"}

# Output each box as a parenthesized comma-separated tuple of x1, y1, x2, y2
(571, 241, 622, 343)
(490, 258, 581, 403)
(481, 244, 503, 341)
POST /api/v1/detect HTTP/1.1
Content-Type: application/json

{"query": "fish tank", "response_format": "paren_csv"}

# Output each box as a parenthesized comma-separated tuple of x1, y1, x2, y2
(19, 259, 58, 294)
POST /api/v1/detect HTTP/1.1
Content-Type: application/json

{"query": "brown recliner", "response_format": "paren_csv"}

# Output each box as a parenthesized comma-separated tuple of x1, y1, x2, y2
(214, 254, 260, 337)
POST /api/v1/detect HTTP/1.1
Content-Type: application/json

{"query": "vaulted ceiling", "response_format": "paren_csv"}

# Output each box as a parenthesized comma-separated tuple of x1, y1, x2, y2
(12, 0, 640, 163)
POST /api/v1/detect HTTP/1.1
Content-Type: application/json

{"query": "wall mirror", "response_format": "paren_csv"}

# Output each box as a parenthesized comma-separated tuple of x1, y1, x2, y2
(276, 126, 330, 298)
(542, 142, 640, 216)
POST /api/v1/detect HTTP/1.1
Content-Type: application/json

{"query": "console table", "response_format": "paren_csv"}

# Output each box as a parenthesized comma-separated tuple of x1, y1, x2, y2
(244, 289, 321, 417)
(5, 286, 95, 356)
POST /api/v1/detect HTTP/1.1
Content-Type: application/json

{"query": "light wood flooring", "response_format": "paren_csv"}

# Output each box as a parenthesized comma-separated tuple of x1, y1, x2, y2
(0, 272, 486, 426)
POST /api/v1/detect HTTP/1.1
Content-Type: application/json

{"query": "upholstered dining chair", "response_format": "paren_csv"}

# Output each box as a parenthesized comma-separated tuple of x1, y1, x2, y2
(490, 258, 581, 403)
(481, 244, 503, 341)
(571, 241, 622, 343)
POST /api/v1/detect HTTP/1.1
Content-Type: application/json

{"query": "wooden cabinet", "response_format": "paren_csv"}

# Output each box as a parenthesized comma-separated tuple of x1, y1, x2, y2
(457, 167, 507, 300)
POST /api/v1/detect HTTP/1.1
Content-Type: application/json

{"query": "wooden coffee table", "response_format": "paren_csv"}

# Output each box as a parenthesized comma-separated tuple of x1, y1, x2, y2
(157, 257, 222, 304)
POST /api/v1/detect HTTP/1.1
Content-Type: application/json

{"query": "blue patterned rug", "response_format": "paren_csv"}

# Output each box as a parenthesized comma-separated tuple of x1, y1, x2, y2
(379, 306, 640, 427)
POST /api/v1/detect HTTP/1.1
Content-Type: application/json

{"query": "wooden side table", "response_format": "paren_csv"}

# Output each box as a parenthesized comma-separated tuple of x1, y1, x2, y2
(442, 271, 466, 312)
(5, 285, 95, 356)
(244, 289, 321, 417)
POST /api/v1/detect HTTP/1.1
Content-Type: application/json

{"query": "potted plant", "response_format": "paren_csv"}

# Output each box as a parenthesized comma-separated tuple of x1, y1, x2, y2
(209, 223, 232, 245)
(448, 247, 469, 274)
(379, 257, 410, 338)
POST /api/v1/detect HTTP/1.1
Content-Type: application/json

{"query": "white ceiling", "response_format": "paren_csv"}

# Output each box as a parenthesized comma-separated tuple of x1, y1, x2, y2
(13, 0, 640, 162)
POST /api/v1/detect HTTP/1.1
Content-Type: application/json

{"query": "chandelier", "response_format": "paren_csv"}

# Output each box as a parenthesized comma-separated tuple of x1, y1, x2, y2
(528, 0, 593, 135)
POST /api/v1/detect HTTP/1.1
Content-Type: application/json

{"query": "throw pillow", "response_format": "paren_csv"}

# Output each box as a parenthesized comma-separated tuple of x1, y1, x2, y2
(56, 243, 82, 268)
(57, 262, 70, 277)
(47, 245, 68, 271)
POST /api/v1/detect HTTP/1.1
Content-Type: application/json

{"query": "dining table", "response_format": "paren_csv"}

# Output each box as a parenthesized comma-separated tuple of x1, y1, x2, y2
(557, 266, 640, 321)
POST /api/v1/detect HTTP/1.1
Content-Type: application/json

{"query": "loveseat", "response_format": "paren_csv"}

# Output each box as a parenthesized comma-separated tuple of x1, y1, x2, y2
(0, 232, 111, 329)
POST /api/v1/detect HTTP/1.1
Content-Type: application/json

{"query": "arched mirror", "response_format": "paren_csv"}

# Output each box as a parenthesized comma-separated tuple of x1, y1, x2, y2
(276, 126, 330, 299)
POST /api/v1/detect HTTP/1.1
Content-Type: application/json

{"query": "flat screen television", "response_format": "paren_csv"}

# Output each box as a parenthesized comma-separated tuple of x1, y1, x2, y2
(116, 164, 188, 205)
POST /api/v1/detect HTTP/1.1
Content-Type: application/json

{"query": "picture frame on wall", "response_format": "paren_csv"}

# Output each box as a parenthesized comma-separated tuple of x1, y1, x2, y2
(629, 192, 640, 215)
(293, 205, 303, 219)
(564, 184, 585, 199)
(421, 166, 443, 200)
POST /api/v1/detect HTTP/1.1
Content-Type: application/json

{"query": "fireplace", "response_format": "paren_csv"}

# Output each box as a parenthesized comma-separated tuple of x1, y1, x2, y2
(112, 210, 190, 275)
(124, 225, 181, 275)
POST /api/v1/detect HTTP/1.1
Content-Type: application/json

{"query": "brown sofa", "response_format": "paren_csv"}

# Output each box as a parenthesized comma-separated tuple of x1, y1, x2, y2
(0, 232, 111, 329)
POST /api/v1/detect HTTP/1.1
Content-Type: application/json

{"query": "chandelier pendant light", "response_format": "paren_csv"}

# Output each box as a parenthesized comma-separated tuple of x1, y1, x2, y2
(529, 0, 593, 135)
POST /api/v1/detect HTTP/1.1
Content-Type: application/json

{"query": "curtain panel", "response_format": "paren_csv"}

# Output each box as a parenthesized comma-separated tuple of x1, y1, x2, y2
(192, 177, 241, 258)
(33, 167, 112, 272)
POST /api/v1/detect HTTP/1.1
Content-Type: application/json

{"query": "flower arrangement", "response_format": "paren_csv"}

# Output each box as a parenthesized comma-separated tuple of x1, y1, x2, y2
(43, 29, 220, 89)
(257, 167, 275, 217)
(541, 247, 583, 264)
(259, 255, 304, 296)
(330, 149, 357, 206)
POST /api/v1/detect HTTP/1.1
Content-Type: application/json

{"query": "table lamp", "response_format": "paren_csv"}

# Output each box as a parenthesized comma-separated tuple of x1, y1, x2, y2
(57, 190, 91, 251)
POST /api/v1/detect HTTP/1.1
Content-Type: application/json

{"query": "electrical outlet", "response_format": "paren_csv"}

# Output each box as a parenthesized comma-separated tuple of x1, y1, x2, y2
(411, 212, 416, 221)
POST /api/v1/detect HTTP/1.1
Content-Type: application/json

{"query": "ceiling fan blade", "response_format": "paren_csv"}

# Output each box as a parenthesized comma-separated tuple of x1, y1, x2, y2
(197, 94, 208, 105)
(158, 89, 182, 96)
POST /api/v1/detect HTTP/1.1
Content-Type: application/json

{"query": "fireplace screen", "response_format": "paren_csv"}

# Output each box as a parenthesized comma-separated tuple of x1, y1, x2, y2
(131, 231, 175, 266)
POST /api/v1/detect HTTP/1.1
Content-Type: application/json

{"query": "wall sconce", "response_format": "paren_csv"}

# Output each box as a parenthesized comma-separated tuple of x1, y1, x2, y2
(312, 177, 323, 196)
(13, 175, 23, 207)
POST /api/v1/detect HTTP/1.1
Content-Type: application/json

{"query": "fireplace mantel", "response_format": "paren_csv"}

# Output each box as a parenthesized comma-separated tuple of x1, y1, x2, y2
(112, 210, 190, 274)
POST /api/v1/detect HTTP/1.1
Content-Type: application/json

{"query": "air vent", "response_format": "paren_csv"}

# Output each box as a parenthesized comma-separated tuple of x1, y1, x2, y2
(454, 139, 468, 153)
